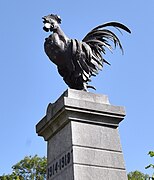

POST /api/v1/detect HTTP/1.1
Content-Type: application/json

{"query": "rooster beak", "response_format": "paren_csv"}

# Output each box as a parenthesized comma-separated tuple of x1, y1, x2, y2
(43, 22, 51, 32)
(44, 23, 51, 29)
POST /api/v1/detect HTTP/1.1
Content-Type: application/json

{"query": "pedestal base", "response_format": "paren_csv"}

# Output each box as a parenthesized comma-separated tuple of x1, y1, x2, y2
(36, 89, 127, 180)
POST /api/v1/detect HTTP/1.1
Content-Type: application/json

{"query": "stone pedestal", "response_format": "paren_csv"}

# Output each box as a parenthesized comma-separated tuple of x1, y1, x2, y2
(36, 89, 127, 180)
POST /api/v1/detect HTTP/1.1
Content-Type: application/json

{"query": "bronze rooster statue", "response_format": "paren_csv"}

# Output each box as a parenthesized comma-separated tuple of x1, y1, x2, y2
(42, 14, 131, 91)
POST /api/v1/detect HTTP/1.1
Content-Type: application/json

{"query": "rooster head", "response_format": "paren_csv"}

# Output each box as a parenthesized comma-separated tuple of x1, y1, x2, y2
(42, 14, 61, 32)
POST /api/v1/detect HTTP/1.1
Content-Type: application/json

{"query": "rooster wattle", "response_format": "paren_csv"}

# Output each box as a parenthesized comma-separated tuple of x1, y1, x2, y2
(42, 14, 131, 91)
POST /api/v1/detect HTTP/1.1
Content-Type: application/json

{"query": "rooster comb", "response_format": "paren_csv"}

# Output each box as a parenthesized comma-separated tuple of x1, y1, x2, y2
(49, 14, 61, 24)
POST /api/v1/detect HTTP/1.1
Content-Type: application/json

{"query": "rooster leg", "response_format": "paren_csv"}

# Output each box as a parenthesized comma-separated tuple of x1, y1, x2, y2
(83, 82, 88, 91)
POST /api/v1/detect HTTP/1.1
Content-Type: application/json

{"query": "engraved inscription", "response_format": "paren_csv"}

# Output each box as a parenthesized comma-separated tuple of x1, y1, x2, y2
(47, 149, 72, 179)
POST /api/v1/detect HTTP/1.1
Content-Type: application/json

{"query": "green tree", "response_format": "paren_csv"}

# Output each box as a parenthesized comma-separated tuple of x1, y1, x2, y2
(127, 170, 150, 180)
(145, 151, 154, 179)
(0, 155, 47, 180)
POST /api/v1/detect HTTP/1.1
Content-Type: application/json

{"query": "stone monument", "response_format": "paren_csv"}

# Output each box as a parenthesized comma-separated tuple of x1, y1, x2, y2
(36, 89, 127, 180)
(36, 14, 130, 179)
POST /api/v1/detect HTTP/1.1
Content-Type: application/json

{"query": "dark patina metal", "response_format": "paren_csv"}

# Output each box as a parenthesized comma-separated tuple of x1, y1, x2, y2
(42, 14, 131, 91)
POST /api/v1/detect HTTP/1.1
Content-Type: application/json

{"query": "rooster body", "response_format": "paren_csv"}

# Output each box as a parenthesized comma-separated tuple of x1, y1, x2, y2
(43, 14, 131, 90)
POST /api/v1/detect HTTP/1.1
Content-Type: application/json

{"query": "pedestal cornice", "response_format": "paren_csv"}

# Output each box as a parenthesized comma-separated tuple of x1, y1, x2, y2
(36, 89, 125, 141)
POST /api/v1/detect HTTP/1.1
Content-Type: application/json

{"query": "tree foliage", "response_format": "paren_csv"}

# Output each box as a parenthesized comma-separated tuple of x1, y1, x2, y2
(128, 151, 154, 180)
(145, 151, 154, 170)
(0, 155, 47, 180)
(145, 151, 154, 179)
(127, 170, 149, 180)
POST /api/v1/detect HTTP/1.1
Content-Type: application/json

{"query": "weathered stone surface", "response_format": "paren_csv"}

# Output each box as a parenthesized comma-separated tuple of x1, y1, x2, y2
(36, 89, 125, 141)
(73, 146, 125, 169)
(71, 121, 122, 152)
(47, 122, 72, 163)
(63, 89, 110, 104)
(74, 165, 127, 180)
(36, 89, 127, 180)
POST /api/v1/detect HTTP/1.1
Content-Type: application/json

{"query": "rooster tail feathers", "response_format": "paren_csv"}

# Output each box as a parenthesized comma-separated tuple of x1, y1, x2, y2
(83, 21, 131, 55)
(70, 22, 131, 88)
(91, 21, 131, 33)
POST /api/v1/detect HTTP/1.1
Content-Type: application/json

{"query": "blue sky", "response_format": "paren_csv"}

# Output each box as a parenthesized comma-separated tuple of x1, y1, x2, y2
(0, 0, 154, 176)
